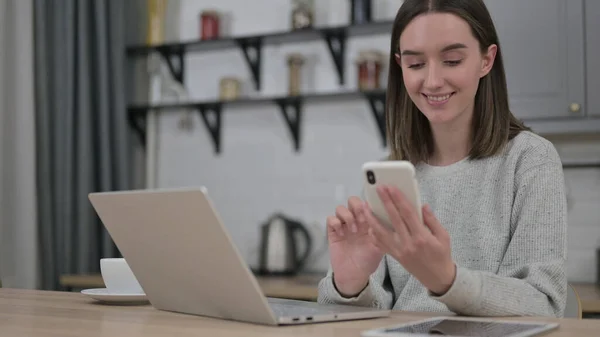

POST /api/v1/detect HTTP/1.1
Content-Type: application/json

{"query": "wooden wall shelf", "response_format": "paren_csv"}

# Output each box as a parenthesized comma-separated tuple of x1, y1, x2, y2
(125, 20, 394, 153)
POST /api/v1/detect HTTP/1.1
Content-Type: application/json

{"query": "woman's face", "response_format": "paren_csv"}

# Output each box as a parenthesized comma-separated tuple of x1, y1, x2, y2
(396, 12, 496, 128)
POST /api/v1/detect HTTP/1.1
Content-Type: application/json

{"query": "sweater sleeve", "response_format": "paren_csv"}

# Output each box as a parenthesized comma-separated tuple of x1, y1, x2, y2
(429, 147, 568, 317)
(317, 256, 395, 309)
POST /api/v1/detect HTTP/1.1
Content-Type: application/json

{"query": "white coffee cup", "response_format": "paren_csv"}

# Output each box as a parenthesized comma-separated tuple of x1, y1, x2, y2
(100, 258, 144, 294)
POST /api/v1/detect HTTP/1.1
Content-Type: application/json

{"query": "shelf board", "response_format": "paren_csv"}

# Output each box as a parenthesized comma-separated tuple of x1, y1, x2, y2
(127, 89, 386, 113)
(127, 89, 387, 154)
(126, 20, 394, 56)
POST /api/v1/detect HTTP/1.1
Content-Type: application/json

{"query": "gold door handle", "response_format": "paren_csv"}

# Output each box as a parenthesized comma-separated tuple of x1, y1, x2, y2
(570, 103, 581, 113)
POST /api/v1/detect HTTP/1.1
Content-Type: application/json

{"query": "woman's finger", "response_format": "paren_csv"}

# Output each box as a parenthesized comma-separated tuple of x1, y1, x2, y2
(326, 215, 344, 238)
(363, 201, 395, 251)
(387, 186, 426, 237)
(422, 204, 448, 240)
(335, 205, 357, 233)
(347, 196, 366, 232)
(377, 186, 411, 241)
(368, 227, 384, 250)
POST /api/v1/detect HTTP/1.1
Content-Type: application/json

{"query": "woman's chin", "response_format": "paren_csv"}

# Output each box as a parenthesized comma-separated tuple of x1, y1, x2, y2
(421, 110, 459, 125)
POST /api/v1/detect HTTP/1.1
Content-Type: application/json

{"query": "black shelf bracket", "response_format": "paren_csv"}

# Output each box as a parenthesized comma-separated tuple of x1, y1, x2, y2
(197, 103, 223, 154)
(321, 28, 347, 85)
(274, 97, 303, 151)
(157, 46, 185, 84)
(236, 37, 263, 90)
(365, 91, 387, 147)
(128, 109, 147, 146)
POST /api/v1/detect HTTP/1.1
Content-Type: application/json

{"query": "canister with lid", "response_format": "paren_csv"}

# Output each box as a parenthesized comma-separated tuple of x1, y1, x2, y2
(287, 53, 305, 96)
(291, 0, 314, 30)
(219, 77, 241, 101)
(356, 50, 384, 91)
(200, 10, 220, 40)
(350, 0, 372, 24)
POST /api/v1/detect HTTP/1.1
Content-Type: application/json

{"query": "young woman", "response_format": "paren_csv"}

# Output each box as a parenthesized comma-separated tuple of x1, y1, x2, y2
(318, 0, 567, 317)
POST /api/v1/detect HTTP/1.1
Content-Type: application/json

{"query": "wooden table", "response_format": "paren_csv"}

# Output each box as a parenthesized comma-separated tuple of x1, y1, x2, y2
(60, 273, 321, 301)
(61, 275, 600, 315)
(1, 289, 599, 337)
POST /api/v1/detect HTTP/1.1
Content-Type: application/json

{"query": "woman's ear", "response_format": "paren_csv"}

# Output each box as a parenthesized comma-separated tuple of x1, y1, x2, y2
(480, 44, 497, 78)
(394, 53, 402, 67)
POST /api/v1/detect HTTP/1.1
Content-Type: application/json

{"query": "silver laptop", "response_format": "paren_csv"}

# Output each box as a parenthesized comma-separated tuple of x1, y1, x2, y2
(88, 187, 390, 325)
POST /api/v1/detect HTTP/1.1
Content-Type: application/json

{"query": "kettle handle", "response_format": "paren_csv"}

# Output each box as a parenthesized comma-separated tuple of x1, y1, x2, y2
(292, 222, 312, 269)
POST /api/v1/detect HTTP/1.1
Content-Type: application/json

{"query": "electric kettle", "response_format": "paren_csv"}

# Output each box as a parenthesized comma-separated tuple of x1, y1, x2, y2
(257, 213, 312, 276)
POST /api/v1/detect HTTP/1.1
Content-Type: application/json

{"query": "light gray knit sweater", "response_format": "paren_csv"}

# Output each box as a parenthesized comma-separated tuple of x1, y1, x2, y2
(318, 131, 568, 317)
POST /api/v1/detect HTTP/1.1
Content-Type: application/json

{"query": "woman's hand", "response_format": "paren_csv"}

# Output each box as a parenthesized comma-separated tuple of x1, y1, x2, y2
(364, 185, 456, 295)
(327, 196, 385, 297)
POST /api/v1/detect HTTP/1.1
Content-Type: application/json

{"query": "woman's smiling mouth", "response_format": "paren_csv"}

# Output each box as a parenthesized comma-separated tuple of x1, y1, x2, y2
(423, 92, 455, 106)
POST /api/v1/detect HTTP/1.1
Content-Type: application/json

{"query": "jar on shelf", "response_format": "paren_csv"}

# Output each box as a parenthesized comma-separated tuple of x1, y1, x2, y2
(291, 0, 314, 30)
(219, 77, 241, 101)
(287, 53, 305, 96)
(350, 0, 372, 24)
(200, 10, 220, 40)
(146, 0, 166, 45)
(356, 50, 384, 91)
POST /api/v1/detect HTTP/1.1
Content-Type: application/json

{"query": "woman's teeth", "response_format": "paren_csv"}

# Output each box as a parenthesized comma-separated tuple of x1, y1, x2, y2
(427, 94, 451, 101)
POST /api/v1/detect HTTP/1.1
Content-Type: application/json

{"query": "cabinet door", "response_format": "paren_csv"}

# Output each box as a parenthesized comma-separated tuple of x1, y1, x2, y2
(585, 0, 600, 117)
(484, 0, 585, 119)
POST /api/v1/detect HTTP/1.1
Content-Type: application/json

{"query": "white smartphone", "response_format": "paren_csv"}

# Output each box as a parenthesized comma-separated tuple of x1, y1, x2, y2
(362, 161, 423, 230)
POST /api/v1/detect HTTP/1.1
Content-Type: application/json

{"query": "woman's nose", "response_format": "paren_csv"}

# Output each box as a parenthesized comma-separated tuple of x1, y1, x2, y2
(423, 64, 444, 90)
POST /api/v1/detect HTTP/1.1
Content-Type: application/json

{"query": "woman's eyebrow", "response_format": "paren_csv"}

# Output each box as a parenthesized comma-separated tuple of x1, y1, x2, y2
(400, 43, 468, 56)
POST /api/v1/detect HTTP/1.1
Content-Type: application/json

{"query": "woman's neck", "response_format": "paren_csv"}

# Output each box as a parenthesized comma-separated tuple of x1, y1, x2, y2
(428, 120, 472, 167)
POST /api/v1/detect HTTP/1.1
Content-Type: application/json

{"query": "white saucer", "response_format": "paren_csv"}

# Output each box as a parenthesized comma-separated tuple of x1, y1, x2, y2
(81, 288, 149, 304)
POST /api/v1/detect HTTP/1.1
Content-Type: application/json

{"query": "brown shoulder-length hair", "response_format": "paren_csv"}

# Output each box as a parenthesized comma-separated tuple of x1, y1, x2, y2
(386, 0, 530, 163)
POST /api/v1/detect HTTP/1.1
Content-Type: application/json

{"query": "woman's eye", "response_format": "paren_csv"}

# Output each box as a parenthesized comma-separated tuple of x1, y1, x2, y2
(445, 60, 462, 66)
(408, 63, 425, 69)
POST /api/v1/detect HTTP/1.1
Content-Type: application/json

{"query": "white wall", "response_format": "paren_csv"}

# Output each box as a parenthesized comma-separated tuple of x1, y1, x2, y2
(153, 0, 600, 282)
